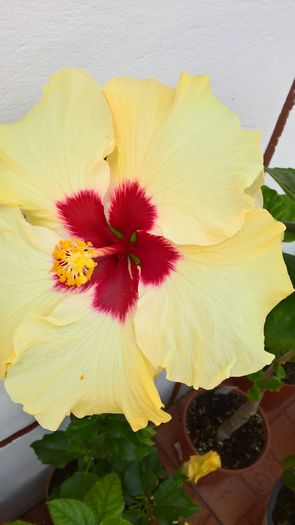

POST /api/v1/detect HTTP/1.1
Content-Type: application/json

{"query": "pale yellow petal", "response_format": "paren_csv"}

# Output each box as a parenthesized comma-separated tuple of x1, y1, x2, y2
(5, 293, 170, 431)
(0, 207, 60, 378)
(0, 69, 114, 230)
(246, 170, 264, 207)
(104, 77, 174, 184)
(134, 210, 293, 388)
(105, 73, 262, 245)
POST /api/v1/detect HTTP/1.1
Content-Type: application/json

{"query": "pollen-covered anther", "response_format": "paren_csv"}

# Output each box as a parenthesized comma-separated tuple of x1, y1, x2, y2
(51, 237, 97, 287)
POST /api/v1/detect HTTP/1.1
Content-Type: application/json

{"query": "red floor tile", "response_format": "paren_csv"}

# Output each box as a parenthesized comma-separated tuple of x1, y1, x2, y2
(236, 518, 252, 525)
(198, 474, 254, 524)
(270, 414, 295, 461)
(188, 507, 218, 525)
(286, 399, 295, 423)
(246, 496, 269, 525)
(241, 450, 282, 498)
(202, 516, 221, 525)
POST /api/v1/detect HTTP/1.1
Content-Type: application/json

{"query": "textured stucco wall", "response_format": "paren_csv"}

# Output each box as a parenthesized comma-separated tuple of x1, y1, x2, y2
(0, 0, 294, 147)
(0, 0, 294, 519)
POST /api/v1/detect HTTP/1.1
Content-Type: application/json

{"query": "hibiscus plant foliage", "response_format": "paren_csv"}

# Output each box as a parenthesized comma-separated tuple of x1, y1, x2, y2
(24, 414, 198, 525)
(263, 168, 295, 354)
(252, 167, 295, 396)
(282, 454, 295, 494)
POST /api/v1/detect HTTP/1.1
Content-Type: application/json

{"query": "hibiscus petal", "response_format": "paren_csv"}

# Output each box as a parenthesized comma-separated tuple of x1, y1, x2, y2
(246, 171, 264, 207)
(104, 73, 262, 245)
(93, 256, 139, 322)
(0, 69, 114, 230)
(4, 293, 170, 431)
(108, 180, 157, 236)
(57, 189, 116, 247)
(0, 207, 60, 378)
(134, 210, 293, 388)
(132, 231, 180, 285)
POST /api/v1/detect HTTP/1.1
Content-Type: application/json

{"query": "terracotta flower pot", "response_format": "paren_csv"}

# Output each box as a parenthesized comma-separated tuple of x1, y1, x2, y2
(178, 387, 270, 474)
(261, 479, 283, 525)
(18, 501, 52, 525)
(45, 467, 56, 500)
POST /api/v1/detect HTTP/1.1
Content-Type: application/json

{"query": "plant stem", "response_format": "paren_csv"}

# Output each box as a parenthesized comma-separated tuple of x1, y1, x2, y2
(217, 399, 261, 441)
(217, 350, 294, 442)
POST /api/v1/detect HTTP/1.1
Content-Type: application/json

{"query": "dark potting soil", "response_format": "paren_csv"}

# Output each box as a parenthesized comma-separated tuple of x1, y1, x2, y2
(283, 361, 295, 385)
(272, 484, 295, 525)
(186, 390, 266, 469)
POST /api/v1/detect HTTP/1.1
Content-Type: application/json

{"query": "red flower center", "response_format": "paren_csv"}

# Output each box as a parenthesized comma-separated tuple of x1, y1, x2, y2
(56, 181, 180, 321)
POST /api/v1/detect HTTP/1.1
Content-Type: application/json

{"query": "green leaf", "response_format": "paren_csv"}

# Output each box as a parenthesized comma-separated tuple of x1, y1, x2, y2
(84, 473, 124, 522)
(66, 440, 93, 464)
(31, 432, 71, 468)
(48, 499, 96, 525)
(67, 416, 101, 440)
(123, 509, 150, 525)
(262, 186, 295, 241)
(60, 472, 100, 500)
(282, 454, 295, 469)
(248, 370, 264, 383)
(248, 369, 266, 389)
(264, 253, 295, 352)
(124, 461, 145, 497)
(283, 469, 295, 492)
(265, 292, 295, 351)
(101, 519, 130, 525)
(247, 384, 263, 402)
(152, 474, 199, 525)
(124, 462, 157, 498)
(82, 415, 154, 465)
(284, 253, 295, 286)
(124, 452, 162, 497)
(264, 377, 284, 391)
(265, 168, 295, 200)
(274, 363, 286, 379)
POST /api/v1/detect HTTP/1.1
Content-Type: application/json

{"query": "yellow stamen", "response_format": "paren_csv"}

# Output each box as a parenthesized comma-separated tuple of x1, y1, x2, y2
(51, 237, 97, 287)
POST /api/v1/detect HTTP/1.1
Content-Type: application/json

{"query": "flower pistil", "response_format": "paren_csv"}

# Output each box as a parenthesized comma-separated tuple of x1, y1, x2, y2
(51, 238, 97, 287)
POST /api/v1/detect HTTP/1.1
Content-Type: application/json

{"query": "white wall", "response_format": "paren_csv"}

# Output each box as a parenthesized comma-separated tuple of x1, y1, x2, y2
(0, 0, 294, 148)
(0, 0, 294, 519)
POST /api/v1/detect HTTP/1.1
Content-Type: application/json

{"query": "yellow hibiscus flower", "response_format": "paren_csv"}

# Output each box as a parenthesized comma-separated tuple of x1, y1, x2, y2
(0, 69, 292, 431)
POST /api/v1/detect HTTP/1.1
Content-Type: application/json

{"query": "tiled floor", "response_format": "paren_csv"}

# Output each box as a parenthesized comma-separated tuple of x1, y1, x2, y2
(156, 382, 295, 525)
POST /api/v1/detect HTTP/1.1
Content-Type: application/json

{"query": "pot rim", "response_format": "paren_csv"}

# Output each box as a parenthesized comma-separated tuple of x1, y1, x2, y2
(45, 466, 56, 500)
(180, 385, 271, 474)
(267, 478, 284, 525)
